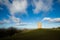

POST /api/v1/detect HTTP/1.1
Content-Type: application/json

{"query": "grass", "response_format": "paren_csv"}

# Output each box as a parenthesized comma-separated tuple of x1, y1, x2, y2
(0, 29, 60, 40)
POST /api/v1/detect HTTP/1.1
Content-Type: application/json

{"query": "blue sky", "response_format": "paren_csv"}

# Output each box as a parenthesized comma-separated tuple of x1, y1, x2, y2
(0, 0, 60, 29)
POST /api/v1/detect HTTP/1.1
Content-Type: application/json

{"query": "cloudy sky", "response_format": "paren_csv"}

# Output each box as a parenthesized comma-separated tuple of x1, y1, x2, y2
(0, 0, 60, 29)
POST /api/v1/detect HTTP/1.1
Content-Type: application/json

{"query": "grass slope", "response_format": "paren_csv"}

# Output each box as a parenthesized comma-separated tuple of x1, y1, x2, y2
(0, 29, 60, 40)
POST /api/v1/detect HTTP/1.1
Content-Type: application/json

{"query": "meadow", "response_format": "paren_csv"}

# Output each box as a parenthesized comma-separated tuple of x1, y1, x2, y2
(0, 27, 60, 40)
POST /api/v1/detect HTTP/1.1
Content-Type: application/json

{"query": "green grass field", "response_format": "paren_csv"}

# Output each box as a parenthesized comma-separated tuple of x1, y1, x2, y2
(0, 29, 60, 40)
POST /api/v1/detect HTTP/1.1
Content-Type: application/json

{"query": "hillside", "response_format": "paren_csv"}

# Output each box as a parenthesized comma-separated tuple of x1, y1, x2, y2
(0, 29, 60, 40)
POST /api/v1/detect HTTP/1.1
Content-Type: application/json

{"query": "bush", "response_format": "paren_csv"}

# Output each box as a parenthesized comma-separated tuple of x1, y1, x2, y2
(0, 27, 22, 38)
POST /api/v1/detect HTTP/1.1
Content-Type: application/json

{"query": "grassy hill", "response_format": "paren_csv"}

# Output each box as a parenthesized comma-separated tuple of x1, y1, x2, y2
(0, 29, 60, 40)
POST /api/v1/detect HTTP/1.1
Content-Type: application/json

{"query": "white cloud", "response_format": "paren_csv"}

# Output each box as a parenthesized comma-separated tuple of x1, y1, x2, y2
(0, 0, 11, 7)
(2, 15, 20, 25)
(9, 16, 21, 26)
(52, 18, 60, 22)
(0, 0, 28, 15)
(10, 16, 20, 23)
(43, 17, 51, 21)
(32, 0, 53, 13)
(3, 19, 10, 23)
(43, 17, 60, 23)
(10, 0, 28, 15)
(15, 22, 28, 26)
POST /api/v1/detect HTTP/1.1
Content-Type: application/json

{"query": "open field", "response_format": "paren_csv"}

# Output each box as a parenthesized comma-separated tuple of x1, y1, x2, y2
(0, 28, 60, 40)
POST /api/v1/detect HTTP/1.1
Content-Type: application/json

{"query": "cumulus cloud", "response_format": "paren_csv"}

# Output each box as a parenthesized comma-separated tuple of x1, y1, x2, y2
(0, 0, 28, 15)
(0, 0, 11, 7)
(43, 17, 60, 23)
(32, 0, 53, 13)
(9, 16, 20, 23)
(10, 0, 28, 15)
(11, 16, 21, 26)
(0, 15, 20, 26)
(43, 17, 51, 21)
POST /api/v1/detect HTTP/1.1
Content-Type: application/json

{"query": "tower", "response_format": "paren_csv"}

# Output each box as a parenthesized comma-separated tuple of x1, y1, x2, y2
(37, 22, 42, 29)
